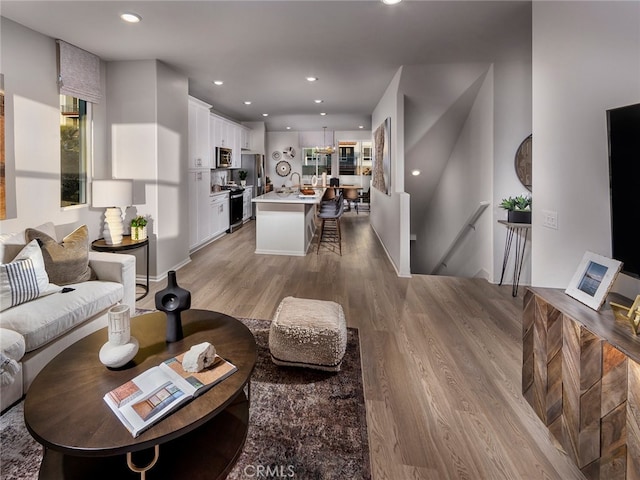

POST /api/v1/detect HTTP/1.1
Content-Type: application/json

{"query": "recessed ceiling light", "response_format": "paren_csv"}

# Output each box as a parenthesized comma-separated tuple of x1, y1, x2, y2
(314, 99, 323, 104)
(381, 0, 402, 5)
(306, 77, 318, 82)
(358, 125, 364, 129)
(262, 113, 269, 117)
(320, 112, 327, 116)
(213, 80, 224, 86)
(120, 12, 142, 23)
(243, 101, 252, 105)
(411, 169, 421, 176)
(286, 126, 292, 130)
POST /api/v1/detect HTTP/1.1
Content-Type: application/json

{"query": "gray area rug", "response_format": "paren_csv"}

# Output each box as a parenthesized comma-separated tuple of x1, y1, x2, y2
(0, 318, 370, 479)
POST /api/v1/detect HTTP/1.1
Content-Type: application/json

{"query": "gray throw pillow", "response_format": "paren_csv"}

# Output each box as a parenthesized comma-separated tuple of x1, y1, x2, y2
(25, 225, 94, 285)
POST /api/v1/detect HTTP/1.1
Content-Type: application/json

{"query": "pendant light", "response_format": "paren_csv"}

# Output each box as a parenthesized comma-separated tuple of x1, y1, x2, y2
(315, 127, 335, 155)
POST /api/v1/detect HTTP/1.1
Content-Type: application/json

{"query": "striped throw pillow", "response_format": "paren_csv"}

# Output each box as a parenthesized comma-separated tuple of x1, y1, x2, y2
(1, 258, 40, 306)
(0, 240, 57, 311)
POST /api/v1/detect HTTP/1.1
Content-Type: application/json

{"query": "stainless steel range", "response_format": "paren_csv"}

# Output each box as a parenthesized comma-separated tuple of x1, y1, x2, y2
(222, 186, 245, 233)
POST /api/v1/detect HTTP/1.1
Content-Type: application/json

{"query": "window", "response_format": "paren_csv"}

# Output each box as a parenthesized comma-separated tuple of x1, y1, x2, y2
(338, 141, 372, 176)
(301, 147, 331, 176)
(60, 94, 90, 207)
(339, 144, 356, 175)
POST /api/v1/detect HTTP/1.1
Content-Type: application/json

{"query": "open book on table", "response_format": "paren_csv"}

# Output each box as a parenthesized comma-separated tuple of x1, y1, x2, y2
(103, 352, 237, 437)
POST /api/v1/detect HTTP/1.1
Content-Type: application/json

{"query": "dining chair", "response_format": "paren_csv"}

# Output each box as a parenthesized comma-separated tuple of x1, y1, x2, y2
(343, 187, 359, 212)
(317, 196, 344, 255)
(355, 188, 370, 214)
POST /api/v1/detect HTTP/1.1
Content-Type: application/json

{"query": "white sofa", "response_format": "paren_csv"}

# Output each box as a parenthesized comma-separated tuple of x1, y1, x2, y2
(0, 223, 136, 412)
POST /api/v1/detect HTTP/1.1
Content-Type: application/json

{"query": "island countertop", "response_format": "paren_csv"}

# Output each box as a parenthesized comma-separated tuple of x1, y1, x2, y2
(252, 188, 325, 256)
(252, 189, 325, 204)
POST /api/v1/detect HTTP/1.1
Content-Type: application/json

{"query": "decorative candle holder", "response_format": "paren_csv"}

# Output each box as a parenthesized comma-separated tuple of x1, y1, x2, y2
(155, 270, 191, 343)
(99, 305, 139, 368)
(610, 294, 640, 335)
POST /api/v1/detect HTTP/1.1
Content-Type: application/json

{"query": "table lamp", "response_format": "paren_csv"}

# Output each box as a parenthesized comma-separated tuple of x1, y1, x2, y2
(92, 179, 133, 244)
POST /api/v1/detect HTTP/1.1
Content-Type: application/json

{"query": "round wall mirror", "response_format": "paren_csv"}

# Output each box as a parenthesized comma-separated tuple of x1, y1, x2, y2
(515, 134, 532, 191)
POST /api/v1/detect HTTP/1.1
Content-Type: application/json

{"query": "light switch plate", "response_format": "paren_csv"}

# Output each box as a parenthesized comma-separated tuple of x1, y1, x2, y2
(542, 209, 558, 229)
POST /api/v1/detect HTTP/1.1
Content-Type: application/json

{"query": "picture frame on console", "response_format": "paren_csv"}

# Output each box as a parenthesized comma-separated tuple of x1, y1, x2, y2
(565, 251, 622, 311)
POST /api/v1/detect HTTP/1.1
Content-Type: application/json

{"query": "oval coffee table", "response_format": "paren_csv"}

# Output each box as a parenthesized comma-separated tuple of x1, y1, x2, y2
(24, 309, 256, 479)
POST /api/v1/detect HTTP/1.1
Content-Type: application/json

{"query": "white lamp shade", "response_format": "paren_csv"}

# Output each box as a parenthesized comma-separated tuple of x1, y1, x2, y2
(92, 179, 133, 208)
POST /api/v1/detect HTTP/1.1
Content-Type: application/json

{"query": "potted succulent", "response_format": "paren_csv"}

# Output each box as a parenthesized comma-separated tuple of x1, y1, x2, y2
(130, 215, 148, 241)
(500, 194, 532, 223)
(238, 170, 248, 187)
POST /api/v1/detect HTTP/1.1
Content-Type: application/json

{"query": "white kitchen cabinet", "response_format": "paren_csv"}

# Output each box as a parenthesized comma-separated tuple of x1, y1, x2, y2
(242, 186, 253, 221)
(227, 122, 236, 150)
(189, 170, 213, 249)
(211, 113, 243, 167)
(241, 127, 251, 150)
(211, 115, 234, 149)
(210, 194, 230, 238)
(211, 115, 224, 149)
(231, 125, 241, 168)
(188, 97, 212, 169)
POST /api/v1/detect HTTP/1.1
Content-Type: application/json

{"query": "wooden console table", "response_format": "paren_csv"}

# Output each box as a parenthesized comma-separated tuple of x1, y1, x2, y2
(522, 287, 639, 480)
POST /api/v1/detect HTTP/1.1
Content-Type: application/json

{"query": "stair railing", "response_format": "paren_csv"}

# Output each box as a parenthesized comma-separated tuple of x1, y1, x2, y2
(431, 201, 490, 275)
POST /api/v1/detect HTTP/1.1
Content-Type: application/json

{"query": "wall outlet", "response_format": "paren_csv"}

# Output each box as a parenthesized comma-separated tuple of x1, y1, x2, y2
(542, 209, 558, 229)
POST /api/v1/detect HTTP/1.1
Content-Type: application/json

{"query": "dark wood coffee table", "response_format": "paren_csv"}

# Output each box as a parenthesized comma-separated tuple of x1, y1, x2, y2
(24, 310, 256, 479)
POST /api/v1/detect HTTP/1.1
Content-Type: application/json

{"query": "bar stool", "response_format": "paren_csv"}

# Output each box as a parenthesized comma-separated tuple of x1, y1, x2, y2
(317, 195, 344, 255)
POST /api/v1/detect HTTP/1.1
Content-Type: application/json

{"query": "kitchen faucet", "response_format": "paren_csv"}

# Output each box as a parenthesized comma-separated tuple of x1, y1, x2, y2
(290, 172, 301, 191)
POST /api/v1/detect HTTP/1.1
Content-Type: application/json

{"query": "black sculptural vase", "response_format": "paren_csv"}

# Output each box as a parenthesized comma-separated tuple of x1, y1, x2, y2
(155, 270, 191, 343)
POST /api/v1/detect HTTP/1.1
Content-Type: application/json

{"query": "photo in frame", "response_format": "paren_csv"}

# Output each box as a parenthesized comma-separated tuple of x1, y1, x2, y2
(373, 117, 391, 195)
(565, 251, 623, 310)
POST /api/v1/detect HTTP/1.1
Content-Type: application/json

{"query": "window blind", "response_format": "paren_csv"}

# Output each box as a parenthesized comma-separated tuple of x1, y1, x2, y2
(57, 40, 102, 104)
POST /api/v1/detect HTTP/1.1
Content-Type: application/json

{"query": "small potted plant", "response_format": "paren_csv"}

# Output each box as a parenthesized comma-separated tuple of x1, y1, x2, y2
(238, 170, 248, 187)
(500, 194, 531, 223)
(130, 215, 148, 241)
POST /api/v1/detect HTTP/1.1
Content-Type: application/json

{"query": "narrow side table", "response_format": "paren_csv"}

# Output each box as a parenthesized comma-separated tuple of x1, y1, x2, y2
(91, 235, 149, 300)
(498, 220, 531, 297)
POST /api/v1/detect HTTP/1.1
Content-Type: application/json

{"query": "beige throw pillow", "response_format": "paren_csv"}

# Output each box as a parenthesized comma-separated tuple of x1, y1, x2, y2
(26, 225, 94, 286)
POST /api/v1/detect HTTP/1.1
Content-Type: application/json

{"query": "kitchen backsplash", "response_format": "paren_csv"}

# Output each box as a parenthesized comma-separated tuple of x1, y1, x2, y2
(210, 169, 238, 190)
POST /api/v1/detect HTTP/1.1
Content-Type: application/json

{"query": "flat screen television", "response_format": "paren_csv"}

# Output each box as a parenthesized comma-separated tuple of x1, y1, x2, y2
(607, 102, 640, 278)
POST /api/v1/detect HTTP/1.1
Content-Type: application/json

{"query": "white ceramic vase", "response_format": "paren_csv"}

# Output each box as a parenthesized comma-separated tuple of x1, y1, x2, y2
(99, 305, 139, 368)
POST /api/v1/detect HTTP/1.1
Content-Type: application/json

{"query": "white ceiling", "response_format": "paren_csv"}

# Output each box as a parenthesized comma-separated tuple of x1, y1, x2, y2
(1, 0, 532, 131)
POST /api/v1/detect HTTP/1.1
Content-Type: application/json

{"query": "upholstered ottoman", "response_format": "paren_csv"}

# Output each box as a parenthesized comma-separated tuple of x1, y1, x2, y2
(269, 297, 347, 372)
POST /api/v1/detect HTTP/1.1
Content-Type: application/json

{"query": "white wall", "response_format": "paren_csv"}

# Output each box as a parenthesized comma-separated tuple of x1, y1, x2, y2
(265, 131, 301, 187)
(414, 68, 494, 278)
(0, 18, 105, 240)
(402, 16, 531, 282)
(492, 56, 533, 285)
(156, 61, 190, 277)
(532, 1, 640, 298)
(371, 67, 411, 277)
(106, 60, 190, 279)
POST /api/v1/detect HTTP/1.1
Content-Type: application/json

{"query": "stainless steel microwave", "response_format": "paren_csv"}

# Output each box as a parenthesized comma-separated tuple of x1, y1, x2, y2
(216, 147, 232, 168)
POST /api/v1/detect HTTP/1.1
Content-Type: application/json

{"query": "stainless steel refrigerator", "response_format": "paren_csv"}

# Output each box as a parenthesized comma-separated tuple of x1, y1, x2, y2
(241, 153, 265, 218)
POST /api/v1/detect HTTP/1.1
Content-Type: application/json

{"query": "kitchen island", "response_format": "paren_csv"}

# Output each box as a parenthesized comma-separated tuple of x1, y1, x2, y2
(252, 189, 325, 256)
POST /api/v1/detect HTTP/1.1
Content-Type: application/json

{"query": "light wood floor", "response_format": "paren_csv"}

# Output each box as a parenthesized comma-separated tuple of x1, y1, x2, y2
(138, 211, 585, 480)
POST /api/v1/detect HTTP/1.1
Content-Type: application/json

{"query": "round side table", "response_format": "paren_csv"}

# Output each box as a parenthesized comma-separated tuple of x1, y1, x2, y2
(92, 235, 149, 300)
